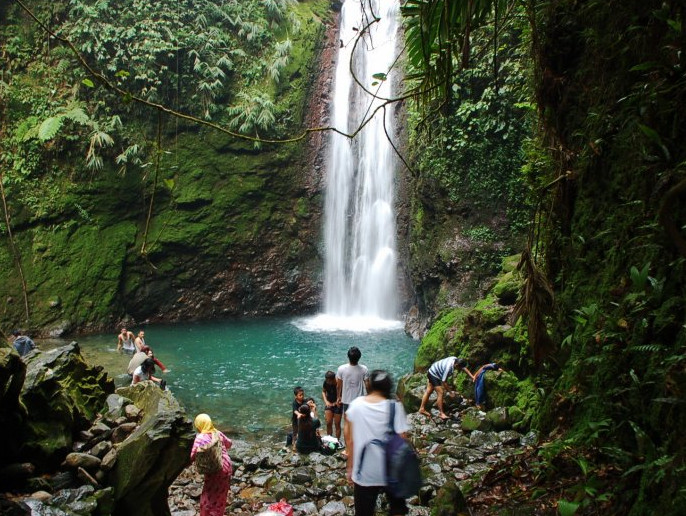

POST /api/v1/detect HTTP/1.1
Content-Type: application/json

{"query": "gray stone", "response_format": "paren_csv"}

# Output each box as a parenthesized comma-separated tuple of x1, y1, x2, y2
(108, 382, 194, 516)
(320, 500, 346, 515)
(252, 473, 276, 488)
(124, 404, 142, 421)
(289, 466, 314, 484)
(498, 430, 522, 445)
(105, 394, 127, 419)
(100, 448, 117, 470)
(89, 441, 112, 458)
(293, 501, 318, 515)
(111, 422, 137, 443)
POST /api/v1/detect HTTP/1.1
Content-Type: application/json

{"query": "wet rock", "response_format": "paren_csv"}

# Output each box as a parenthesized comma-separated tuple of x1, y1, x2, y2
(89, 440, 112, 458)
(100, 448, 117, 471)
(77, 466, 100, 487)
(64, 453, 101, 471)
(104, 393, 128, 419)
(110, 422, 137, 443)
(0, 462, 35, 484)
(252, 473, 277, 488)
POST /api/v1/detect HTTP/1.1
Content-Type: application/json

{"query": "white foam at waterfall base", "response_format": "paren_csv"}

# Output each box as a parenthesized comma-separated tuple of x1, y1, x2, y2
(293, 314, 404, 333)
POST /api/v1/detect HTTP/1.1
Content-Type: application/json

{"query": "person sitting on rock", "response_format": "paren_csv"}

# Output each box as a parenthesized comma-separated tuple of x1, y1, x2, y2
(296, 404, 322, 454)
(11, 330, 36, 357)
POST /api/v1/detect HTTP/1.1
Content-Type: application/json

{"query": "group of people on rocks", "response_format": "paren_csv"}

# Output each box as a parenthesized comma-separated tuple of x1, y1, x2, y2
(116, 327, 168, 389)
(187, 348, 504, 516)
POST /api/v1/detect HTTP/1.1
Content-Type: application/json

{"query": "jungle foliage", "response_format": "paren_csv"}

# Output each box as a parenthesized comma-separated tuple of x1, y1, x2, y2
(404, 0, 686, 513)
(0, 0, 327, 329)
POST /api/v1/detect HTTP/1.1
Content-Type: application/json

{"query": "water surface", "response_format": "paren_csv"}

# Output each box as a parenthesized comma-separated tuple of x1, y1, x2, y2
(46, 318, 418, 441)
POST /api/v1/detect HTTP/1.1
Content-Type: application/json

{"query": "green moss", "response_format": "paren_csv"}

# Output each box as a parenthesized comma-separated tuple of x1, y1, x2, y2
(414, 307, 470, 371)
(472, 294, 509, 326)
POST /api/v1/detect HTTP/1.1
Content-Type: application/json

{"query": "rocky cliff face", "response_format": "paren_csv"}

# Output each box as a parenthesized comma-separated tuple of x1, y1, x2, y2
(0, 3, 338, 336)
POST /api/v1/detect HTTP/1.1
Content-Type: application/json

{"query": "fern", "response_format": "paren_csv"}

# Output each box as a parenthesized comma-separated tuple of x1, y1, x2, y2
(38, 117, 64, 142)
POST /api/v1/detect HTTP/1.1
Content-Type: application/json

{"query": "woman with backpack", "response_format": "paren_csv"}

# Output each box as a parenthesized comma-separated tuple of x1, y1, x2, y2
(190, 413, 233, 516)
(344, 370, 411, 516)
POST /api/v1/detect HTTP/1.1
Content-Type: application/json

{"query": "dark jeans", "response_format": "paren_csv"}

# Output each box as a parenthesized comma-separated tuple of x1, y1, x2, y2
(353, 483, 408, 516)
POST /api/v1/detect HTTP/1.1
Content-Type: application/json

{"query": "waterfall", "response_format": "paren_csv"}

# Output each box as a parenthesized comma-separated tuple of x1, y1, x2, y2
(320, 0, 402, 331)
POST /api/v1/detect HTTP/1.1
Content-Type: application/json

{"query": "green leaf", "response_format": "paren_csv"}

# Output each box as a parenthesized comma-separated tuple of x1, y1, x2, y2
(82, 78, 95, 88)
(557, 499, 579, 516)
(38, 116, 64, 141)
(372, 72, 387, 81)
(163, 178, 175, 190)
(115, 70, 130, 78)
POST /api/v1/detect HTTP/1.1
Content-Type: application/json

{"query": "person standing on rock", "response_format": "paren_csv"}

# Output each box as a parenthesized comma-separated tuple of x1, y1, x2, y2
(345, 369, 410, 516)
(191, 414, 233, 516)
(336, 346, 370, 422)
(418, 356, 473, 420)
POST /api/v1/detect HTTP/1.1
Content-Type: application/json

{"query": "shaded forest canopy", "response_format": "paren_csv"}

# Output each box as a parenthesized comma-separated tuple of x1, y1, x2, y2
(2, 0, 686, 514)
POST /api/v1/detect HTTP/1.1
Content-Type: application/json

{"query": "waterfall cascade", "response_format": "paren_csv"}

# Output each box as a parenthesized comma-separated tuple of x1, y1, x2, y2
(315, 0, 402, 332)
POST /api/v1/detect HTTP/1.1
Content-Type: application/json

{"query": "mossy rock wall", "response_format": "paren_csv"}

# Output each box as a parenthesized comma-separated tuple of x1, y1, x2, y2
(0, 1, 332, 334)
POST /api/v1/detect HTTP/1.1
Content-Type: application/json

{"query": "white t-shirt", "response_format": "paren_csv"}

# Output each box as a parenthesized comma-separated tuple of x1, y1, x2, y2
(132, 365, 150, 385)
(336, 363, 369, 404)
(346, 398, 410, 486)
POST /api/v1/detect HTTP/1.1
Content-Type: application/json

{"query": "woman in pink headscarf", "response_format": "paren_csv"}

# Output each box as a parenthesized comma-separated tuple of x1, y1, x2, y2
(190, 413, 233, 516)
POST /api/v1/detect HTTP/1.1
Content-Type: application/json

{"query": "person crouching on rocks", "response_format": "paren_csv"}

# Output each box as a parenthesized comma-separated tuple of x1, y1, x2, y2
(131, 358, 165, 389)
(191, 414, 233, 516)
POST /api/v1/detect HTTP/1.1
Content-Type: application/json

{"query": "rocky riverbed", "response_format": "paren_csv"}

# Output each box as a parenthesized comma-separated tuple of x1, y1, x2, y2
(168, 406, 536, 516)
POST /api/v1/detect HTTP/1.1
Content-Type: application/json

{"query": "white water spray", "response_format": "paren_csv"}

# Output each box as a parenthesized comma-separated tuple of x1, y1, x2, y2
(312, 0, 401, 332)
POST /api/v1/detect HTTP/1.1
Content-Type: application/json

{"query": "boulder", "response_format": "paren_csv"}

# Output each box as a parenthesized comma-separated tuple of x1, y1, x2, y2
(107, 382, 194, 516)
(431, 480, 469, 515)
(0, 349, 28, 464)
(19, 343, 114, 470)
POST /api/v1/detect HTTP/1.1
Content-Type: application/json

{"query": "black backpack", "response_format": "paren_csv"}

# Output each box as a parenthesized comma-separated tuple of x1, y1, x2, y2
(357, 401, 423, 498)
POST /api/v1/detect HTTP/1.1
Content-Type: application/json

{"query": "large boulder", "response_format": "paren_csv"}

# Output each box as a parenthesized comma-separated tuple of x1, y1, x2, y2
(19, 343, 114, 469)
(108, 382, 194, 516)
(0, 349, 28, 465)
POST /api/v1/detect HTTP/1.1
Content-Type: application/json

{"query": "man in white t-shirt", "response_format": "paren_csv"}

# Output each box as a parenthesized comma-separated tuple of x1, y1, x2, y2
(336, 346, 370, 415)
